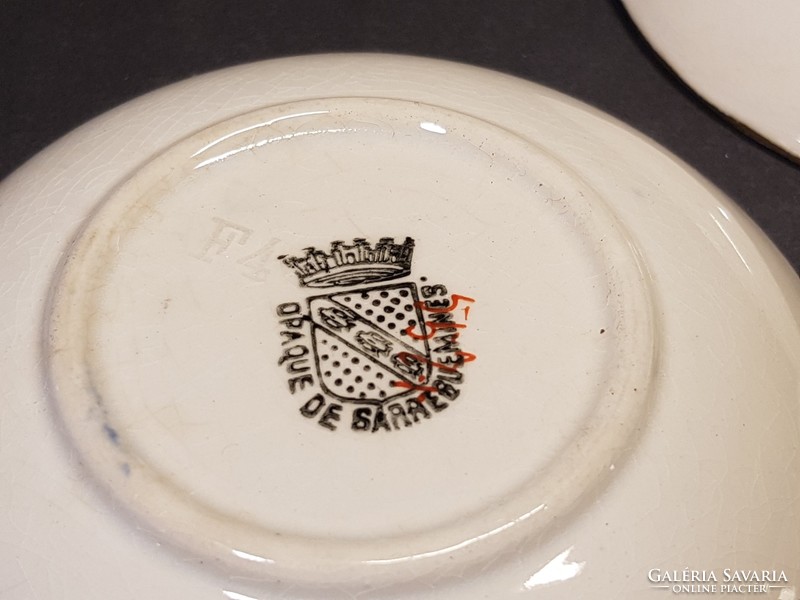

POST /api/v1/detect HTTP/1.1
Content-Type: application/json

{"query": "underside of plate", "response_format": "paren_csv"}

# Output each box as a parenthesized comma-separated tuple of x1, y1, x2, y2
(1, 54, 796, 600)
(45, 97, 656, 585)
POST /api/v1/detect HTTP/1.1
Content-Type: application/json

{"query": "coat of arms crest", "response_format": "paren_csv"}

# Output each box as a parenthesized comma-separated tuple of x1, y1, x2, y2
(275, 237, 474, 434)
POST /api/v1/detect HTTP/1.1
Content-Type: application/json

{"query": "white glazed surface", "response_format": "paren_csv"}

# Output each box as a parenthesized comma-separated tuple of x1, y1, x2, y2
(622, 0, 800, 160)
(1, 55, 798, 599)
(44, 95, 658, 587)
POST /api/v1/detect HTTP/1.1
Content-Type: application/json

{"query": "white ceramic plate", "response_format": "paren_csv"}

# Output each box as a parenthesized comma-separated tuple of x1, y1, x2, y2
(1, 55, 798, 599)
(622, 0, 800, 160)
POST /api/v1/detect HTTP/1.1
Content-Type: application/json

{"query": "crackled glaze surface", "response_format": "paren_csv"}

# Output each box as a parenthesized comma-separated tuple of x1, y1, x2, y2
(1, 55, 798, 599)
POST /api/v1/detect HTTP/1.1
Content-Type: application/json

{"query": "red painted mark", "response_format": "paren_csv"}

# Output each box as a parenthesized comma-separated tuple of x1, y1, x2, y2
(394, 351, 475, 374)
(404, 293, 476, 339)
(414, 294, 475, 314)
(404, 320, 466, 341)
(391, 292, 477, 403)
(390, 379, 438, 395)
(456, 351, 477, 363)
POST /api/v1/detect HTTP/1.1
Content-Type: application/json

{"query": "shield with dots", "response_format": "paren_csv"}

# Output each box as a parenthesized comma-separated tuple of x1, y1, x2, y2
(308, 283, 431, 404)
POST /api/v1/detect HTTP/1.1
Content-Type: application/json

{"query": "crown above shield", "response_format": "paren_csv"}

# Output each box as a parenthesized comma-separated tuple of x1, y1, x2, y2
(279, 237, 415, 288)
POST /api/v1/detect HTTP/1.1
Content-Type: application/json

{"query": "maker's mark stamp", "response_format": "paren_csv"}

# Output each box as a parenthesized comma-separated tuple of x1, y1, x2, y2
(275, 237, 475, 434)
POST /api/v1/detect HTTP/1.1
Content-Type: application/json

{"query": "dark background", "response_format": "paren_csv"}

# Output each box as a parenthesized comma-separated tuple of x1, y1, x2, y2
(3, 0, 799, 272)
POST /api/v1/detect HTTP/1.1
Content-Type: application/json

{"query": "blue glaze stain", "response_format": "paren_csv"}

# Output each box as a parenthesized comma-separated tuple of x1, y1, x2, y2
(103, 424, 120, 446)
(121, 462, 131, 476)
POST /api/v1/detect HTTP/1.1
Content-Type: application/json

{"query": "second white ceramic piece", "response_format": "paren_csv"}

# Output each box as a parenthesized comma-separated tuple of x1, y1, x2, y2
(623, 0, 800, 159)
